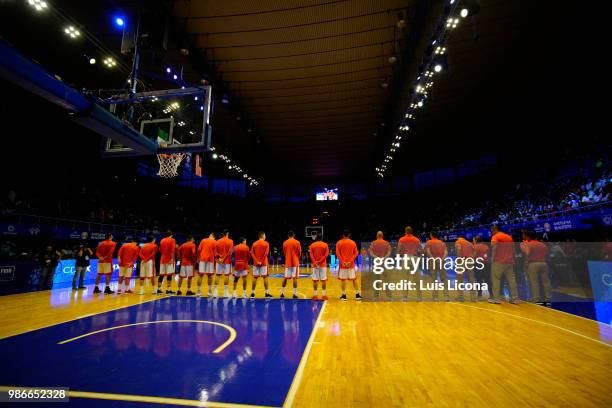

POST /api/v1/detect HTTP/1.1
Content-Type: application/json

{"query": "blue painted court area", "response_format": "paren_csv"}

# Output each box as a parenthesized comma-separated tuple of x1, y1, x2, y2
(0, 297, 323, 407)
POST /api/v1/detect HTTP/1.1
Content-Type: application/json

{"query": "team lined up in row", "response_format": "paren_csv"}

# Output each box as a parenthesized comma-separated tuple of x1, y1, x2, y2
(90, 229, 362, 301)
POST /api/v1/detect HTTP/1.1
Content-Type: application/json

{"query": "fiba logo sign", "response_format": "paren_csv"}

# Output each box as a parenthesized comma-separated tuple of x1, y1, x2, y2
(603, 215, 612, 226)
(603, 274, 612, 287)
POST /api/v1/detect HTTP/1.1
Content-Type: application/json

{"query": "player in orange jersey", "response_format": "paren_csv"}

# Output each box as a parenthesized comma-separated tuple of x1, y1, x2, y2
(425, 231, 448, 301)
(336, 229, 361, 301)
(197, 232, 216, 297)
(138, 235, 157, 295)
(94, 233, 117, 294)
(214, 230, 233, 298)
(309, 233, 329, 300)
(251, 231, 272, 298)
(117, 237, 140, 294)
(157, 230, 177, 294)
(490, 225, 518, 304)
(177, 235, 197, 296)
(369, 231, 392, 259)
(232, 237, 250, 299)
(454, 235, 476, 301)
(281, 231, 301, 299)
(396, 226, 423, 300)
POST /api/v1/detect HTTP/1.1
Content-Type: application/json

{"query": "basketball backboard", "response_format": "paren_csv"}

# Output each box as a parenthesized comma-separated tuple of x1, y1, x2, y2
(305, 226, 324, 240)
(101, 86, 212, 156)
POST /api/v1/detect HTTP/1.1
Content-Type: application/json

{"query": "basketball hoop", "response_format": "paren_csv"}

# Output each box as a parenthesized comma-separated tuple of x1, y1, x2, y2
(157, 153, 186, 178)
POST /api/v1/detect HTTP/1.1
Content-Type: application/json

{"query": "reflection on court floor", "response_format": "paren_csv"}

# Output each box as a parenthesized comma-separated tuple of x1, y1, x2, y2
(0, 297, 323, 407)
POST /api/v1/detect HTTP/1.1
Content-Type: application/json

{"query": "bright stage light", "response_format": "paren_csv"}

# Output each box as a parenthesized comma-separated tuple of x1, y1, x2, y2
(114, 17, 125, 28)
(89, 58, 96, 65)
(64, 26, 80, 39)
(28, 0, 48, 12)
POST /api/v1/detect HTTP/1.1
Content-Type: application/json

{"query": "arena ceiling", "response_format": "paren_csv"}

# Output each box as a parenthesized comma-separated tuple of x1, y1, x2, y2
(1, 0, 569, 183)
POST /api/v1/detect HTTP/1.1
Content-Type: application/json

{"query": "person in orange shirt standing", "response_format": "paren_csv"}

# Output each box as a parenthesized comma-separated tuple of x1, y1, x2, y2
(425, 231, 448, 301)
(138, 235, 157, 295)
(489, 225, 518, 304)
(177, 235, 197, 296)
(250, 231, 272, 298)
(94, 233, 117, 294)
(232, 238, 250, 299)
(309, 233, 329, 300)
(473, 236, 491, 300)
(214, 229, 233, 298)
(281, 231, 301, 299)
(368, 231, 392, 259)
(523, 231, 551, 305)
(396, 226, 423, 300)
(117, 237, 140, 294)
(336, 230, 361, 301)
(197, 232, 216, 297)
(157, 230, 177, 295)
(455, 235, 476, 301)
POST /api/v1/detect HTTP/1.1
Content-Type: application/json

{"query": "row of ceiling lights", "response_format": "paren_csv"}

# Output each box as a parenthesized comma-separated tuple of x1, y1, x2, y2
(210, 148, 260, 186)
(376, 0, 480, 178)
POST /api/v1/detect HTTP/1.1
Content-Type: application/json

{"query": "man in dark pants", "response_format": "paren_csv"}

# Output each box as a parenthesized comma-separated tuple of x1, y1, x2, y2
(39, 244, 61, 290)
(73, 240, 92, 290)
(473, 236, 492, 300)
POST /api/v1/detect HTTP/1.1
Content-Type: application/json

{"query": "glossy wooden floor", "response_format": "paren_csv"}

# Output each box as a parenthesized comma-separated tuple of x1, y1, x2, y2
(0, 268, 610, 408)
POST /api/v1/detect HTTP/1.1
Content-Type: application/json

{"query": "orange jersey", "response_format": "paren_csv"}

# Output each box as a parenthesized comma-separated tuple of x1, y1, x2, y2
(251, 239, 270, 266)
(336, 238, 358, 269)
(283, 238, 302, 267)
(159, 237, 177, 264)
(197, 238, 216, 263)
(96, 240, 116, 263)
(425, 238, 446, 259)
(473, 243, 490, 262)
(455, 238, 474, 259)
(118, 243, 140, 267)
(178, 242, 196, 266)
(369, 238, 391, 258)
(491, 232, 514, 264)
(216, 237, 234, 265)
(139, 243, 158, 262)
(525, 240, 548, 263)
(233, 243, 250, 271)
(397, 234, 420, 255)
(309, 241, 329, 267)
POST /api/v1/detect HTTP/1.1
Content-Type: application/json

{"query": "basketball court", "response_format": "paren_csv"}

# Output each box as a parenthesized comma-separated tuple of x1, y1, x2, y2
(0, 0, 610, 407)
(0, 278, 610, 407)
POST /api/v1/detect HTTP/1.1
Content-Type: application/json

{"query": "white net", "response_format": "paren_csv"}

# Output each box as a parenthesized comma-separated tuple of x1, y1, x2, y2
(156, 153, 186, 178)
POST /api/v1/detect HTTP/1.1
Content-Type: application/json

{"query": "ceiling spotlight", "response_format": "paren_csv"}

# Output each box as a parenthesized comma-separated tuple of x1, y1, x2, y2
(221, 95, 230, 105)
(459, 0, 481, 18)
(446, 18, 459, 29)
(166, 67, 171, 73)
(435, 46, 446, 55)
(89, 57, 96, 65)
(388, 55, 398, 64)
(432, 55, 448, 73)
(27, 0, 48, 11)
(64, 26, 81, 39)
(212, 153, 218, 159)
(114, 17, 125, 28)
(103, 57, 117, 68)
(173, 74, 178, 80)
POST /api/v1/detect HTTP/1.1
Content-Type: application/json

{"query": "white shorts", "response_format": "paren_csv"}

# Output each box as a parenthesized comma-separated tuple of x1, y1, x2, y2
(119, 265, 133, 278)
(159, 263, 175, 275)
(140, 260, 154, 278)
(312, 267, 327, 281)
(216, 263, 232, 275)
(233, 269, 248, 278)
(285, 267, 299, 279)
(199, 261, 214, 275)
(338, 268, 356, 281)
(253, 266, 268, 277)
(98, 262, 112, 275)
(180, 265, 194, 278)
